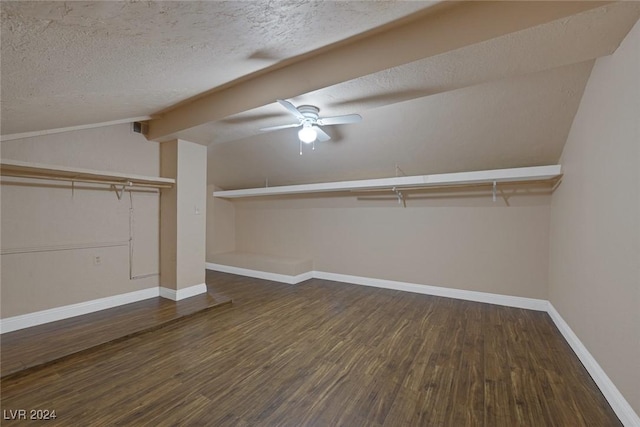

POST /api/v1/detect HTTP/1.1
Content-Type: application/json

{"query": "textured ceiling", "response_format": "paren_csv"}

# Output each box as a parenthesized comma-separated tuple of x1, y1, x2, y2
(2, 1, 639, 190)
(1, 0, 432, 134)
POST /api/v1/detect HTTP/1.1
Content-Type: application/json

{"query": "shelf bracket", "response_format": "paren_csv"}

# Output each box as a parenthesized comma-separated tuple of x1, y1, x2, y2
(499, 188, 511, 207)
(395, 164, 407, 177)
(111, 183, 129, 200)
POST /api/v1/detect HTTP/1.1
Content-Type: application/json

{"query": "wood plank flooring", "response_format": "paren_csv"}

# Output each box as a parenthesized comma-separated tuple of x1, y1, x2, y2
(1, 290, 231, 378)
(0, 271, 621, 426)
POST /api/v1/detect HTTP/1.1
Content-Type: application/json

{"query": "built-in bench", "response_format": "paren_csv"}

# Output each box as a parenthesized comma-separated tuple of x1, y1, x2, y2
(206, 252, 313, 284)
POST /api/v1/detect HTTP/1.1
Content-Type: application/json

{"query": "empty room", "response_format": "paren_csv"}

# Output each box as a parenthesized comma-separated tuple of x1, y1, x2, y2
(1, 1, 639, 426)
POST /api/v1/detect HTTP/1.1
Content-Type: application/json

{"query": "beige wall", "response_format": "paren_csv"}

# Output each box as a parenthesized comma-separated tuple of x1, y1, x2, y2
(206, 184, 235, 259)
(160, 142, 178, 289)
(1, 124, 160, 317)
(176, 141, 207, 288)
(548, 20, 640, 414)
(160, 140, 207, 290)
(232, 191, 551, 299)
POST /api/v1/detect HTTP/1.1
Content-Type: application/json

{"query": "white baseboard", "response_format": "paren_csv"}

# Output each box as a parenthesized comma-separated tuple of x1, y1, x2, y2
(205, 264, 547, 311)
(313, 271, 549, 311)
(1, 282, 208, 334)
(546, 303, 640, 427)
(159, 283, 207, 301)
(206, 264, 639, 425)
(0, 287, 159, 334)
(6, 264, 634, 424)
(206, 262, 313, 285)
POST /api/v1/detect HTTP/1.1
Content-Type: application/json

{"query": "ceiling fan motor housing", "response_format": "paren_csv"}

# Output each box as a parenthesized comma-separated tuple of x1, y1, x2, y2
(297, 105, 320, 124)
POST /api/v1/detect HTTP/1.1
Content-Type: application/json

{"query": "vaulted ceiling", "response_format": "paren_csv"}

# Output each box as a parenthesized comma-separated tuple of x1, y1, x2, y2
(2, 1, 639, 189)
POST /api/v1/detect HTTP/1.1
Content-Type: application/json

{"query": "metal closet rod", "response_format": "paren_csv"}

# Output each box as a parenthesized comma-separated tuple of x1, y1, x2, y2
(1, 172, 172, 189)
(352, 178, 558, 193)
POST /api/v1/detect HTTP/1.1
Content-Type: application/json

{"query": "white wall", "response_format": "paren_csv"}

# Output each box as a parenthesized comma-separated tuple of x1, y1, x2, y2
(548, 20, 640, 415)
(1, 124, 160, 317)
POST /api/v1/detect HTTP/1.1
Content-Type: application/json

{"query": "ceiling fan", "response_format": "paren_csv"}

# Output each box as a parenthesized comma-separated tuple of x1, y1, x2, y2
(260, 99, 362, 154)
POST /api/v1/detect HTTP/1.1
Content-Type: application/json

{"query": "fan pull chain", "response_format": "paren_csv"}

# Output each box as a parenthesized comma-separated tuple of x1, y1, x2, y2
(299, 139, 302, 156)
(312, 140, 315, 151)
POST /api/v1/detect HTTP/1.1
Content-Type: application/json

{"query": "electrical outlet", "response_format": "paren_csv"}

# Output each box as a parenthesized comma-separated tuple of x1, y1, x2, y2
(93, 255, 102, 265)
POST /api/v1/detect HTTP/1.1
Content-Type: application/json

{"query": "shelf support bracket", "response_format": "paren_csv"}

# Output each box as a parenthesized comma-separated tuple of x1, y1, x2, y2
(111, 183, 129, 200)
(499, 188, 511, 207)
(395, 163, 407, 177)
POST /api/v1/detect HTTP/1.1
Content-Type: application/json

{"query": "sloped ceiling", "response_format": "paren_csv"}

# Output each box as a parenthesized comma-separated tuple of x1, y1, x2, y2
(2, 1, 639, 189)
(0, 0, 433, 134)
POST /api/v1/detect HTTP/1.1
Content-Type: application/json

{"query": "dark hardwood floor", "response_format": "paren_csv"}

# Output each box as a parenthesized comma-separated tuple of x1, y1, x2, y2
(0, 271, 621, 426)
(1, 289, 231, 377)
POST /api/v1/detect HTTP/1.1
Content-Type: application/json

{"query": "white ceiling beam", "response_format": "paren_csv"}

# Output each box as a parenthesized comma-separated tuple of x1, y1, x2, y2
(213, 165, 562, 199)
(147, 1, 609, 141)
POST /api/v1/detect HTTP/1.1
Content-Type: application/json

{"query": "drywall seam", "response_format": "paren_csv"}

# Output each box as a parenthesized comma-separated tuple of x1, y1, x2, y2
(0, 287, 160, 334)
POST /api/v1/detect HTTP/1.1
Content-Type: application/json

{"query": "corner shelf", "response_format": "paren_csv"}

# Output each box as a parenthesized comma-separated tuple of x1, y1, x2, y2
(0, 159, 174, 189)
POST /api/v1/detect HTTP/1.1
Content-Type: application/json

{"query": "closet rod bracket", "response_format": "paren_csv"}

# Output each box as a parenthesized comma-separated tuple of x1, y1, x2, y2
(392, 186, 406, 208)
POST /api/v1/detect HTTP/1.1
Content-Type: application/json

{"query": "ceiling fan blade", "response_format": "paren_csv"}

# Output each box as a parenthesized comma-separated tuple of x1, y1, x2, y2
(313, 126, 331, 142)
(259, 123, 301, 132)
(277, 99, 305, 120)
(317, 114, 362, 126)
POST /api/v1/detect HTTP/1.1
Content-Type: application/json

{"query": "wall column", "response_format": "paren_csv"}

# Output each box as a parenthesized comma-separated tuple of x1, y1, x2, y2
(159, 139, 207, 300)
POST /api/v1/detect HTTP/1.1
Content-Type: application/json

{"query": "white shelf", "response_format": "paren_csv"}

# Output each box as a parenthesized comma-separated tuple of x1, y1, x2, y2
(213, 165, 562, 199)
(0, 159, 174, 188)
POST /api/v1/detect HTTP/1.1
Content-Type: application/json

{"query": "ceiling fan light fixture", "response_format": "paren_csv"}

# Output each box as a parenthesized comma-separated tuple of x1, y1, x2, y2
(298, 124, 317, 143)
(261, 100, 361, 149)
